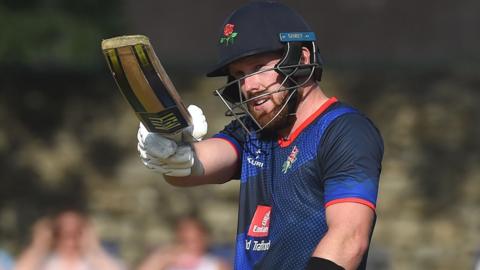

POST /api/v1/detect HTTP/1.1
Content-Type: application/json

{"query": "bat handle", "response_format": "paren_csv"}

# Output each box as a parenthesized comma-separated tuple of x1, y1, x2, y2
(163, 126, 196, 144)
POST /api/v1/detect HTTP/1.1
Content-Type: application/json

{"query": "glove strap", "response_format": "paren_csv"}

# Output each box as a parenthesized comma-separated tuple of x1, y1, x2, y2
(190, 150, 205, 176)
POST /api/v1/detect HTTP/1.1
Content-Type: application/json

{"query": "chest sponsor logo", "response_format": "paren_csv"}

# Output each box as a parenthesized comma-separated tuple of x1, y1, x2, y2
(247, 149, 264, 168)
(282, 145, 299, 174)
(245, 239, 271, 251)
(247, 205, 271, 237)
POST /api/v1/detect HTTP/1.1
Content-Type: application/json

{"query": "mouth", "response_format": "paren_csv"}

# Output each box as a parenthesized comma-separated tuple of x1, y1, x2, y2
(250, 96, 269, 110)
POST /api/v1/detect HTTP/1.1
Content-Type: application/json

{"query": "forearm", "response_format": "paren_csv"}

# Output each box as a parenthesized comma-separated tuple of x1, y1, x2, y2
(312, 202, 375, 270)
(14, 246, 48, 270)
(312, 228, 369, 270)
(164, 138, 238, 186)
(164, 171, 232, 186)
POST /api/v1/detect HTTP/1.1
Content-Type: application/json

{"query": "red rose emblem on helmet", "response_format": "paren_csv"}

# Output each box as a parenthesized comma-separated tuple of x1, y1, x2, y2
(224, 23, 235, 37)
(220, 23, 238, 46)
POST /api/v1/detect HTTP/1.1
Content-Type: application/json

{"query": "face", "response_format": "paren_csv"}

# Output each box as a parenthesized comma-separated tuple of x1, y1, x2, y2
(175, 218, 208, 254)
(54, 211, 85, 252)
(228, 52, 293, 132)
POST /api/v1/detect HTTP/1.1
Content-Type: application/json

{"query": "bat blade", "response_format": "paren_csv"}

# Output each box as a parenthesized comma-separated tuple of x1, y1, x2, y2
(101, 35, 191, 135)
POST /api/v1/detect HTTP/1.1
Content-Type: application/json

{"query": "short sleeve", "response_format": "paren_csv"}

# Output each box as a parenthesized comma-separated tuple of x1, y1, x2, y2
(319, 113, 384, 210)
(212, 118, 249, 179)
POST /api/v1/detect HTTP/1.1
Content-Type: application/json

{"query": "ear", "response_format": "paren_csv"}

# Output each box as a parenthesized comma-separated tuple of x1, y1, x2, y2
(300, 46, 311, 65)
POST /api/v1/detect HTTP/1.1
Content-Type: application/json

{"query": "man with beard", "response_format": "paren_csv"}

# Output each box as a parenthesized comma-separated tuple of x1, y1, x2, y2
(137, 2, 383, 270)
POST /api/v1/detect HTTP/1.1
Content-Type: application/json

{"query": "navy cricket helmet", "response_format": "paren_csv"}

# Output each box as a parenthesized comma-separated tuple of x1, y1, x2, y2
(207, 1, 323, 80)
(209, 1, 324, 133)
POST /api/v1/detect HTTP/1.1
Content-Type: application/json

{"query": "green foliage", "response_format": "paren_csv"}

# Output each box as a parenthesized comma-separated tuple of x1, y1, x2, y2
(0, 0, 125, 70)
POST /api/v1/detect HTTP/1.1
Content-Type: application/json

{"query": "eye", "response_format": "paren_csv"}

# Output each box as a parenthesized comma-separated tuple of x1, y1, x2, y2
(254, 65, 263, 71)
(230, 71, 243, 80)
(256, 63, 276, 74)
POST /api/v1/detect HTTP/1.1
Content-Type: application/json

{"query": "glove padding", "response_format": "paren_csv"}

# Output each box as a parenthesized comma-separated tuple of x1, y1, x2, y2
(137, 105, 207, 177)
(184, 104, 208, 142)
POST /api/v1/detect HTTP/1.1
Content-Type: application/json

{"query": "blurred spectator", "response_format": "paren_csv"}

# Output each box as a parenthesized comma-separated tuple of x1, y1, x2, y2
(14, 210, 125, 270)
(0, 249, 14, 270)
(137, 216, 231, 270)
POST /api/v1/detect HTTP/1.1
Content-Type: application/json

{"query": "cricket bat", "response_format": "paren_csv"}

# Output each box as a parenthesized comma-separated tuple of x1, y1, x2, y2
(101, 35, 191, 138)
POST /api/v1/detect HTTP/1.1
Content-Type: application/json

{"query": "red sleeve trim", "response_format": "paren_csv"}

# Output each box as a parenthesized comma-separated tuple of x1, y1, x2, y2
(325, 198, 376, 211)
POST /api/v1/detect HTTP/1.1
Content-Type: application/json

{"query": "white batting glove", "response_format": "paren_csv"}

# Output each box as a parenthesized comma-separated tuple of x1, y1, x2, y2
(137, 105, 207, 177)
(183, 104, 208, 142)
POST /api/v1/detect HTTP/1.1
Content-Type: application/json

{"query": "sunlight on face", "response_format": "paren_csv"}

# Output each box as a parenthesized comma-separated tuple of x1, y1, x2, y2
(229, 52, 293, 131)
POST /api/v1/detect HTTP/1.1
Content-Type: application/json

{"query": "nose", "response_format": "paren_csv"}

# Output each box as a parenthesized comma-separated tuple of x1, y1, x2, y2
(241, 73, 261, 97)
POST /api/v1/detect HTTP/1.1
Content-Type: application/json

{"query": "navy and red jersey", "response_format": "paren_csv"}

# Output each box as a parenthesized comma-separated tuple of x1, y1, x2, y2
(213, 97, 384, 270)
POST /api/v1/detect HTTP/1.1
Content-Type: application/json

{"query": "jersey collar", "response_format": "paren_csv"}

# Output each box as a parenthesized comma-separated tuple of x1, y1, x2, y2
(278, 97, 338, 148)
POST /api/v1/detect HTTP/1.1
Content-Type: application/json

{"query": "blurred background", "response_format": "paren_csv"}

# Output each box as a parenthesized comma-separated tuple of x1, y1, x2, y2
(0, 0, 479, 269)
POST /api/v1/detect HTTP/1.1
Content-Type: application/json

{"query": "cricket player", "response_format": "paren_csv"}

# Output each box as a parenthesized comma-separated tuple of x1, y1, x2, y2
(137, 2, 383, 269)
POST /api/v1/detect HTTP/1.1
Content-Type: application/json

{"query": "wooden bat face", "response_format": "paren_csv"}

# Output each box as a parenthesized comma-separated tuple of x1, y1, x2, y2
(102, 35, 191, 134)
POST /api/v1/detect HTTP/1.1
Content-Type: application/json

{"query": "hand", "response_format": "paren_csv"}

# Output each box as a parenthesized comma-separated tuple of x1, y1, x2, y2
(31, 218, 54, 251)
(183, 104, 208, 142)
(137, 104, 207, 177)
(81, 221, 102, 253)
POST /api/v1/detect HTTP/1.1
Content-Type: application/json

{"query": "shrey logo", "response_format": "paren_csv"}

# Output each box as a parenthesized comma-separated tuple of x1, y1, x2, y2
(220, 23, 238, 45)
(150, 112, 181, 130)
(282, 145, 299, 174)
(247, 205, 271, 237)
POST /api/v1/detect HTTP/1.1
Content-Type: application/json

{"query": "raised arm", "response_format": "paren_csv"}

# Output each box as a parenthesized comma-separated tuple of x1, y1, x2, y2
(14, 219, 53, 270)
(137, 105, 240, 186)
(164, 137, 239, 186)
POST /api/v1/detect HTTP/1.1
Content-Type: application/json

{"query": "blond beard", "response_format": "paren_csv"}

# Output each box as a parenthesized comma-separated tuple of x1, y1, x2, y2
(248, 91, 296, 134)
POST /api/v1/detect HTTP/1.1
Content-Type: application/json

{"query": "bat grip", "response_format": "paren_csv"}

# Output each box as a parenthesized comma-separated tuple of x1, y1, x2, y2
(163, 126, 196, 144)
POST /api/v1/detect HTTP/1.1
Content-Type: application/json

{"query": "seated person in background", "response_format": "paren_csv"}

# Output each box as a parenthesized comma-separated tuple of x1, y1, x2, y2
(137, 215, 231, 270)
(14, 210, 124, 270)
